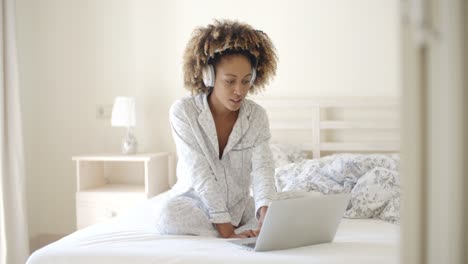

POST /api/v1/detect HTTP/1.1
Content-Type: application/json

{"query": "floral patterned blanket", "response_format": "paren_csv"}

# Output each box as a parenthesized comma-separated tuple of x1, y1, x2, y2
(274, 153, 400, 224)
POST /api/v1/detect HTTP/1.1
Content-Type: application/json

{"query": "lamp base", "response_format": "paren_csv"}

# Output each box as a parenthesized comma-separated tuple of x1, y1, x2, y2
(121, 132, 138, 155)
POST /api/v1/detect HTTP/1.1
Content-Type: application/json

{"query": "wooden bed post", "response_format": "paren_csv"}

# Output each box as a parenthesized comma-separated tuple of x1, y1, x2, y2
(312, 105, 321, 159)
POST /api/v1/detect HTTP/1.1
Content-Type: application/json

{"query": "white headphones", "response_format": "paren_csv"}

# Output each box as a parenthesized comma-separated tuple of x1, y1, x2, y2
(202, 59, 257, 88)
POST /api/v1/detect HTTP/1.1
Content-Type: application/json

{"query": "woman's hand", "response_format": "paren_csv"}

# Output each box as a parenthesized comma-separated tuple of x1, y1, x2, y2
(216, 223, 258, 239)
(253, 206, 268, 236)
(229, 229, 257, 239)
(216, 207, 268, 238)
(215, 223, 235, 238)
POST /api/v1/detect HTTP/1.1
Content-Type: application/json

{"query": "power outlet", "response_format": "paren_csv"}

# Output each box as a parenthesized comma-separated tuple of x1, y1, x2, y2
(96, 104, 113, 119)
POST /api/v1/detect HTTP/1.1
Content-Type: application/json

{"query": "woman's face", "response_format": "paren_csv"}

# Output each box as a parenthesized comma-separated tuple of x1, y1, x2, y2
(210, 54, 253, 113)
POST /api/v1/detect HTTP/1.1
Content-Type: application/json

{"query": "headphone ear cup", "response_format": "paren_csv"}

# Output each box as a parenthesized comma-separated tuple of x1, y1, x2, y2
(250, 67, 257, 85)
(202, 64, 215, 88)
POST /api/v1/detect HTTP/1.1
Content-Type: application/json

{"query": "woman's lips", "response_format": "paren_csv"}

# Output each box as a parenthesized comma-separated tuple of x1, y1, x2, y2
(230, 98, 242, 104)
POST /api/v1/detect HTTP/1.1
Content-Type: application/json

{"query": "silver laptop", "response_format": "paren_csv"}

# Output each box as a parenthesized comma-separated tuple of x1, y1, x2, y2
(228, 193, 350, 252)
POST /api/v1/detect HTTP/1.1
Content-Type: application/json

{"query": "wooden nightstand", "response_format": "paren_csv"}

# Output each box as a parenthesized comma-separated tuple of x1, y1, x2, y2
(72, 152, 173, 229)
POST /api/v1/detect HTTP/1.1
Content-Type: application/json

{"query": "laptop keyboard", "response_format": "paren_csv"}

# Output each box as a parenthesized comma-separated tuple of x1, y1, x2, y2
(228, 237, 257, 250)
(245, 242, 256, 248)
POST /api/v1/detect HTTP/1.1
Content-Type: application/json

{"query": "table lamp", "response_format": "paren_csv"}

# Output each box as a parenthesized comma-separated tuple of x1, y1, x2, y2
(111, 96, 138, 154)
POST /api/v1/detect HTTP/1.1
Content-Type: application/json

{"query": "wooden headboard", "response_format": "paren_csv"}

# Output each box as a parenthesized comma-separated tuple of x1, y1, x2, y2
(168, 96, 400, 186)
(254, 97, 400, 159)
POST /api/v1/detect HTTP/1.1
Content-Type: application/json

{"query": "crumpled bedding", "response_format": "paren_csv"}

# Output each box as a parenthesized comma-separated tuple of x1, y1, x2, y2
(274, 154, 400, 224)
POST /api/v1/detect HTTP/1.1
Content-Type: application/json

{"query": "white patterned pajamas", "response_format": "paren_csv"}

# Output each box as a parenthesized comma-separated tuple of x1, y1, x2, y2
(155, 191, 257, 237)
(155, 93, 276, 237)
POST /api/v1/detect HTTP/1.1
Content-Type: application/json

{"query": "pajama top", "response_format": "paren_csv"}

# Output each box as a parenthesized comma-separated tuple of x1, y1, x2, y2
(169, 92, 276, 226)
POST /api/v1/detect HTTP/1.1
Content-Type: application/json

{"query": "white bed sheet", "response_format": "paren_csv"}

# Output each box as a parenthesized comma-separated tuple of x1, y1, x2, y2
(27, 192, 400, 264)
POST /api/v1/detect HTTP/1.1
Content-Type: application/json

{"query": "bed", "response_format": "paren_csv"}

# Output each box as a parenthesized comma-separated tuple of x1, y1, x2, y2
(27, 97, 401, 264)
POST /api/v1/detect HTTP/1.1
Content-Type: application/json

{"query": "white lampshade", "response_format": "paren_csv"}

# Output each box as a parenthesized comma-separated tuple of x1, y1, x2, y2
(111, 97, 136, 127)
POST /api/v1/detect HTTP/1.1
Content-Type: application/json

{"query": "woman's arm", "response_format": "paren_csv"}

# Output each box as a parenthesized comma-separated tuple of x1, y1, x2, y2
(251, 107, 276, 221)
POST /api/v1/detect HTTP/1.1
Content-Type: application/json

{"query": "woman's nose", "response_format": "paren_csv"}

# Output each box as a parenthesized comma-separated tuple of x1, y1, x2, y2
(233, 84, 241, 95)
(233, 83, 247, 96)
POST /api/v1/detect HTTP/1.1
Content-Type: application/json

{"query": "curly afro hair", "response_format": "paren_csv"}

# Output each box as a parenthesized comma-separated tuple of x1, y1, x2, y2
(183, 19, 278, 94)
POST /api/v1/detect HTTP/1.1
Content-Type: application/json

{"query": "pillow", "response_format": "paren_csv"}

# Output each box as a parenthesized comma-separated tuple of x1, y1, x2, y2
(269, 142, 306, 168)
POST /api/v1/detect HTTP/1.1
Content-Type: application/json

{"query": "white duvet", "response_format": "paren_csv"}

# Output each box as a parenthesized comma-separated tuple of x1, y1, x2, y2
(275, 153, 401, 223)
(27, 192, 400, 264)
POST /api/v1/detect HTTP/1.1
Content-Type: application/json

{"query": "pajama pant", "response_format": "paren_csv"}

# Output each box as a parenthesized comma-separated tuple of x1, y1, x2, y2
(155, 192, 257, 237)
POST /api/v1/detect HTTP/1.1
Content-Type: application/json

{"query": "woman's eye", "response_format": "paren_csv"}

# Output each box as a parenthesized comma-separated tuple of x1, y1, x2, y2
(242, 80, 250, 85)
(225, 80, 235, 84)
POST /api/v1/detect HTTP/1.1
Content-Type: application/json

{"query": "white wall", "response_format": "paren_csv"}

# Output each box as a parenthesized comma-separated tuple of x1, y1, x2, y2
(16, 0, 400, 251)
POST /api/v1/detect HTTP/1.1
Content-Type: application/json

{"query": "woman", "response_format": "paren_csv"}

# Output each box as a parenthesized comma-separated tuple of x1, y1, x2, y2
(157, 19, 278, 239)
